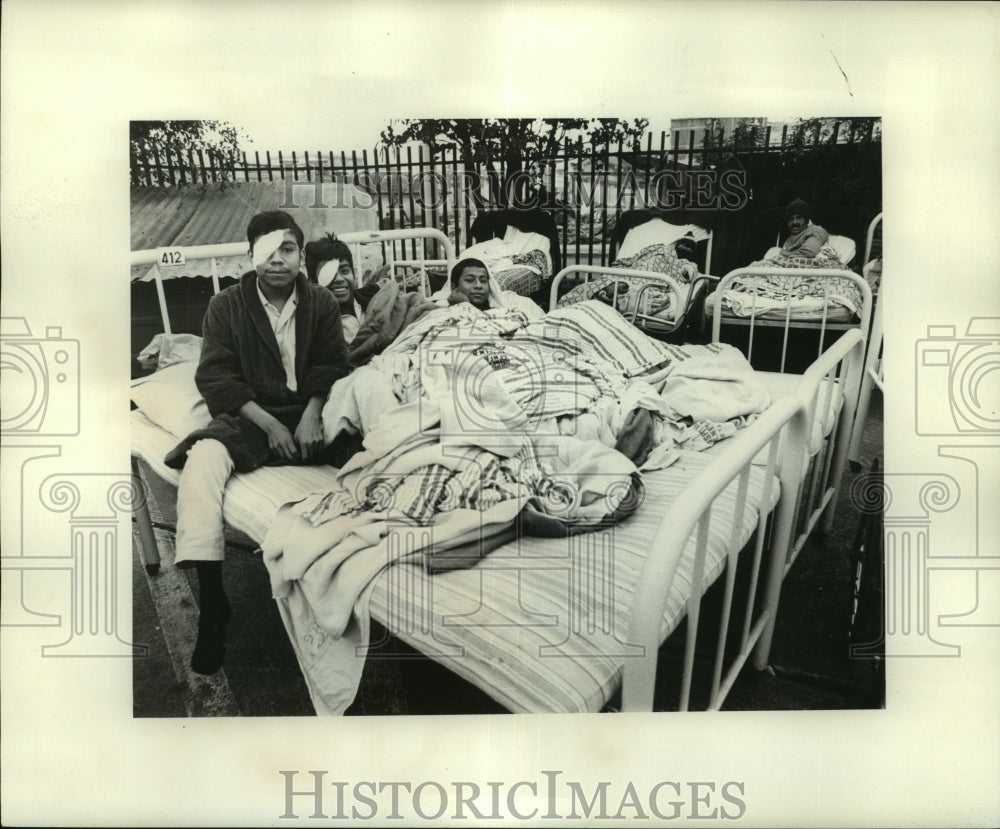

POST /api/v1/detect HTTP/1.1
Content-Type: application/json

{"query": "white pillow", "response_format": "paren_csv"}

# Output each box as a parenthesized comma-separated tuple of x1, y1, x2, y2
(617, 220, 708, 260)
(130, 361, 212, 439)
(828, 234, 856, 265)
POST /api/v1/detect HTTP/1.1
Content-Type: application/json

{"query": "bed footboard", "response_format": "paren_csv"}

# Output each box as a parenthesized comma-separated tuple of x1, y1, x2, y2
(622, 395, 810, 712)
(709, 266, 872, 372)
(549, 264, 703, 334)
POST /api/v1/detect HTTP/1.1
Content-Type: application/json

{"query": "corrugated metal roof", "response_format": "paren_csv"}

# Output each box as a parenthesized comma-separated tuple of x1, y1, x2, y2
(130, 182, 378, 280)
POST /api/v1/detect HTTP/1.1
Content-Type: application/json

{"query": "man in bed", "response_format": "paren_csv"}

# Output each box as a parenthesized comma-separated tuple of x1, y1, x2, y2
(163, 210, 350, 675)
(777, 198, 829, 258)
(446, 257, 491, 309)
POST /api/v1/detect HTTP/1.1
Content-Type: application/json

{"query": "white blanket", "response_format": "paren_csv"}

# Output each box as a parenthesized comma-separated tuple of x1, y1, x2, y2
(616, 219, 709, 261)
(460, 225, 552, 274)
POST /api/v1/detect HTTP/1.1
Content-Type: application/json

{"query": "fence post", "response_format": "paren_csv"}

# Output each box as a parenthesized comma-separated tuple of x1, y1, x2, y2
(368, 147, 385, 230)
(439, 150, 450, 253)
(350, 149, 359, 210)
(150, 142, 165, 187)
(405, 145, 417, 258)
(560, 137, 569, 268)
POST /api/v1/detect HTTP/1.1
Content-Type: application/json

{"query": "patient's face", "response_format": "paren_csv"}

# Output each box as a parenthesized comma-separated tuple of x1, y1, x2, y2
(318, 260, 356, 304)
(787, 213, 808, 235)
(455, 266, 490, 309)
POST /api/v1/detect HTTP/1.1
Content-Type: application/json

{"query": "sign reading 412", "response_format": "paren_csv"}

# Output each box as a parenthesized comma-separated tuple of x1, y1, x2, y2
(156, 248, 186, 266)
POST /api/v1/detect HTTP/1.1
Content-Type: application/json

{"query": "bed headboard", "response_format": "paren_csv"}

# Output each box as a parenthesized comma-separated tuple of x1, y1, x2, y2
(609, 209, 714, 273)
(469, 209, 561, 276)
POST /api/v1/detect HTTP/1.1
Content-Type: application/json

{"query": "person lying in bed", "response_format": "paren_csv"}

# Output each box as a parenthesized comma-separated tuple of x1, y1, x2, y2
(672, 232, 699, 265)
(441, 257, 545, 319)
(776, 198, 829, 258)
(559, 234, 700, 324)
(304, 233, 383, 344)
(446, 257, 491, 309)
(163, 210, 350, 675)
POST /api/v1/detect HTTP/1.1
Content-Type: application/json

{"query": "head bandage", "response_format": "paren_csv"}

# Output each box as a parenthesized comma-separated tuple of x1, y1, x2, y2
(251, 230, 289, 267)
(316, 260, 346, 288)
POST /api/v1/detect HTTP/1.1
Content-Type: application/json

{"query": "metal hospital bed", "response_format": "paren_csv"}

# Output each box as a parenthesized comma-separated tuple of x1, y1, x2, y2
(129, 226, 863, 714)
(549, 212, 717, 339)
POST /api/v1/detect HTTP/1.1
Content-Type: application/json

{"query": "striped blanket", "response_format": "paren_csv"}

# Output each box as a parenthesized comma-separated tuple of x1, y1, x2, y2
(258, 301, 770, 712)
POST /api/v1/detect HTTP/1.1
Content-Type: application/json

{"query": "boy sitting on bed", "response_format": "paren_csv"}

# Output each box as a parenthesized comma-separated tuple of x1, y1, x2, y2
(163, 210, 350, 675)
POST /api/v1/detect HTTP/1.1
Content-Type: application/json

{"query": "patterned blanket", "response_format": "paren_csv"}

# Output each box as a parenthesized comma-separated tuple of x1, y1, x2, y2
(723, 244, 863, 316)
(558, 243, 698, 329)
(491, 248, 550, 295)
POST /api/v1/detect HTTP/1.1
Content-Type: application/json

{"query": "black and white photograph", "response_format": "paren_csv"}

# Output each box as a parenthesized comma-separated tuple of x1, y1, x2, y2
(128, 115, 887, 719)
(2, 2, 998, 827)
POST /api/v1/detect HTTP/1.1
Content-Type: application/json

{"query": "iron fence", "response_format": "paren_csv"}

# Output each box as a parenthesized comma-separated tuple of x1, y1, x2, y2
(131, 124, 881, 271)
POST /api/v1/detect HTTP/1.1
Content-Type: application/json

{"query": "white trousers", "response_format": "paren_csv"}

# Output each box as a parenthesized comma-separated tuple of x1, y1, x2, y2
(174, 439, 236, 566)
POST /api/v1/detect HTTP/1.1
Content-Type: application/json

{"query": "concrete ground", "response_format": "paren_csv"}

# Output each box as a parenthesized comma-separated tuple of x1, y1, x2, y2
(131, 394, 884, 717)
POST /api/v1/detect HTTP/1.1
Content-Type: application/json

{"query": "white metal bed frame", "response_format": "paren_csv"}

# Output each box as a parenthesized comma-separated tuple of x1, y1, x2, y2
(548, 226, 715, 336)
(129, 227, 457, 335)
(709, 267, 873, 369)
(848, 212, 884, 466)
(129, 228, 863, 713)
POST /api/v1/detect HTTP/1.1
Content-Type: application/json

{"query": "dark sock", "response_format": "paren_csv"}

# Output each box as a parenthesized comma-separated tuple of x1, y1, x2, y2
(191, 562, 231, 675)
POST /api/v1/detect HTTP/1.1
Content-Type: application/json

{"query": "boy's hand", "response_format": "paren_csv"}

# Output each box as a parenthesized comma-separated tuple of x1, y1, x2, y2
(447, 290, 470, 306)
(264, 420, 299, 462)
(294, 408, 324, 461)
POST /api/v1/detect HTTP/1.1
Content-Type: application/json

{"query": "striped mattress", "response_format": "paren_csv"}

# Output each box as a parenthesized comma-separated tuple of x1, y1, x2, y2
(133, 410, 779, 713)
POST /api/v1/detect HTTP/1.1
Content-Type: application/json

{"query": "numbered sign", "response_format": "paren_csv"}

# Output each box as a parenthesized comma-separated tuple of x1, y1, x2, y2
(156, 248, 186, 266)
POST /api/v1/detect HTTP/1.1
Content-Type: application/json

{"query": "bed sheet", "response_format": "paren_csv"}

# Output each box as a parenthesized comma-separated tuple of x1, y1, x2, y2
(700, 374, 842, 473)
